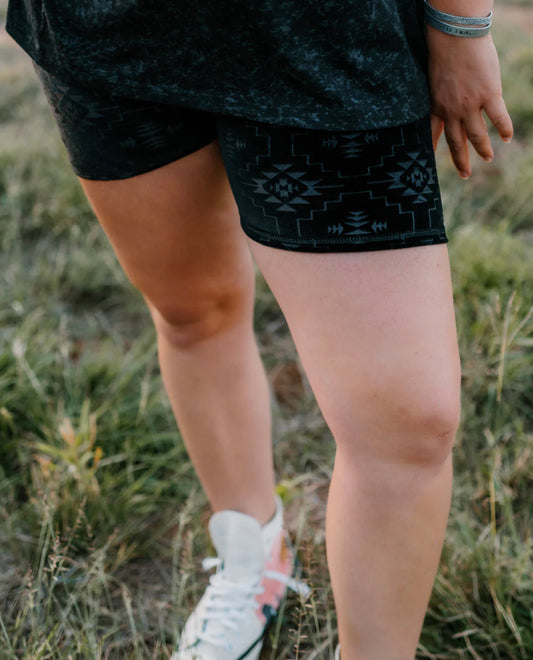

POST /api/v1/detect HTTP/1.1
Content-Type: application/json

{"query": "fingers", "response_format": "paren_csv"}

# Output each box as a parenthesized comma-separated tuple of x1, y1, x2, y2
(463, 112, 493, 163)
(430, 113, 444, 151)
(444, 119, 470, 179)
(462, 97, 513, 164)
(440, 98, 513, 179)
(484, 95, 514, 143)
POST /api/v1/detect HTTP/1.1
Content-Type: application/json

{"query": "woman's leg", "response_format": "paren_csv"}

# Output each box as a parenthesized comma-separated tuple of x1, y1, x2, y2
(79, 140, 276, 524)
(246, 241, 461, 660)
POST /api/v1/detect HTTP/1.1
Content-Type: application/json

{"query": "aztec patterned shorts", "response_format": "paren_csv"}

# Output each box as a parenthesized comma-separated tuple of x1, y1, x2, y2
(34, 63, 447, 253)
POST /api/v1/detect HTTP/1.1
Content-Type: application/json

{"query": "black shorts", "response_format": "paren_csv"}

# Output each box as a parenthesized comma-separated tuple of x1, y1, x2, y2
(34, 63, 447, 253)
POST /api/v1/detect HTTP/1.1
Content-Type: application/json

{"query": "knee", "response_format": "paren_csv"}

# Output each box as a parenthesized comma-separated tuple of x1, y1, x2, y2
(147, 280, 253, 349)
(332, 370, 461, 469)
(394, 394, 460, 467)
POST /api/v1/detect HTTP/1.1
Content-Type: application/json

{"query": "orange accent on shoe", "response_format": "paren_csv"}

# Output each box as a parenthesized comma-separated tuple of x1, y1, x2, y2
(254, 531, 294, 624)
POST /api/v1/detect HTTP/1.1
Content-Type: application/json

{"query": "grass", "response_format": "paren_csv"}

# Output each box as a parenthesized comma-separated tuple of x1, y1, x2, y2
(1, 4, 533, 658)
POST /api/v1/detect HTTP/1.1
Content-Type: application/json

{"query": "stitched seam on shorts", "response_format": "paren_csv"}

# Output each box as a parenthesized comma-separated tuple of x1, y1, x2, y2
(240, 223, 448, 247)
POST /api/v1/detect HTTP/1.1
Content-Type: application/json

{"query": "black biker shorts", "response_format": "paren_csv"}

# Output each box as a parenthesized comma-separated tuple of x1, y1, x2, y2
(34, 63, 447, 253)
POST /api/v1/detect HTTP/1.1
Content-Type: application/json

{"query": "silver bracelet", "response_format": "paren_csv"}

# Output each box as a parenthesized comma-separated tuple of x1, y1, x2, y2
(423, 0, 493, 26)
(425, 13, 492, 37)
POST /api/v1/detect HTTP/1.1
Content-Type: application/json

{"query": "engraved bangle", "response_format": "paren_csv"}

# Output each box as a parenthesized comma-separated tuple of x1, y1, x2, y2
(423, 0, 493, 26)
(425, 13, 492, 37)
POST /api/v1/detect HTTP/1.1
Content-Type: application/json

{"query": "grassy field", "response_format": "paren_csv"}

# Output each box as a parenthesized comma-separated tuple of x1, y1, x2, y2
(1, 3, 533, 659)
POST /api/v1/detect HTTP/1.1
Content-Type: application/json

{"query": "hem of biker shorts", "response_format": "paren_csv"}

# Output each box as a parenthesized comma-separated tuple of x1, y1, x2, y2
(69, 134, 219, 181)
(239, 224, 449, 253)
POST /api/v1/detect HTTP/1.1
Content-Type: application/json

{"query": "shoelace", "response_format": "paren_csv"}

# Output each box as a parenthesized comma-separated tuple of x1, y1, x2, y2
(194, 556, 311, 648)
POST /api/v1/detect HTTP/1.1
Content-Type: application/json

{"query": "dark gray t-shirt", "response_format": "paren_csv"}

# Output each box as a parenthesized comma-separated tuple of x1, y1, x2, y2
(6, 0, 430, 131)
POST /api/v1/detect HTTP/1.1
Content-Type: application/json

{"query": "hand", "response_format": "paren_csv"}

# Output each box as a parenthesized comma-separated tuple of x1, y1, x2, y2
(426, 26, 513, 178)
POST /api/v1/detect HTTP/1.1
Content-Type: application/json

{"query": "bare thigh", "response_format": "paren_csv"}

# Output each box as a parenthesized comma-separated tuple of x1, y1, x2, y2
(247, 241, 462, 465)
(78, 139, 254, 327)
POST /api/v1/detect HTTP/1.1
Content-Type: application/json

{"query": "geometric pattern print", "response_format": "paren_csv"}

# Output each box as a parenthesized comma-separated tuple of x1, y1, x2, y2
(249, 131, 367, 221)
(221, 117, 446, 248)
(42, 72, 187, 154)
(33, 63, 215, 181)
(35, 62, 445, 248)
(366, 126, 440, 233)
(236, 123, 345, 238)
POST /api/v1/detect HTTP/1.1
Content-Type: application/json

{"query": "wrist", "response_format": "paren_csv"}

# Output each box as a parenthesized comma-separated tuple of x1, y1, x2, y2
(426, 22, 493, 42)
(426, 0, 493, 18)
(423, 1, 493, 39)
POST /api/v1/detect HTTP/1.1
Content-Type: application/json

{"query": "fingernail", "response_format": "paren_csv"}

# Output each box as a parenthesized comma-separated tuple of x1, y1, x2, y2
(503, 137, 512, 143)
(484, 156, 493, 163)
(460, 171, 470, 179)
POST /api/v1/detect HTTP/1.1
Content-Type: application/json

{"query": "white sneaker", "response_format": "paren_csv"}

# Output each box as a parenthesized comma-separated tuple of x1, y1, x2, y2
(172, 494, 310, 659)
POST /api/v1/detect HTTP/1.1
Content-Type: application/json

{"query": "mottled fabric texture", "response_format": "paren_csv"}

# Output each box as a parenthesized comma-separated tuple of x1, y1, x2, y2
(6, 0, 431, 131)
